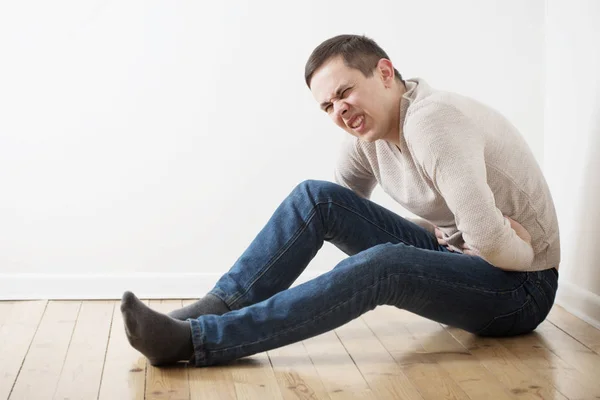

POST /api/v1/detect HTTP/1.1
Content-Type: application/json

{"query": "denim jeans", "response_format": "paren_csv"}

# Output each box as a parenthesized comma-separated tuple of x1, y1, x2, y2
(189, 180, 558, 367)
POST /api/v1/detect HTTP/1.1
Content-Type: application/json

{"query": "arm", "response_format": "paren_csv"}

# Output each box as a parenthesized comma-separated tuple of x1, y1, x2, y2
(406, 216, 437, 236)
(334, 138, 436, 236)
(407, 103, 534, 271)
(333, 137, 377, 199)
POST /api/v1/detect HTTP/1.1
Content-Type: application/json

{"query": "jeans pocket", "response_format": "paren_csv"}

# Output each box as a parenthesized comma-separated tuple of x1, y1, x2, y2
(475, 295, 536, 337)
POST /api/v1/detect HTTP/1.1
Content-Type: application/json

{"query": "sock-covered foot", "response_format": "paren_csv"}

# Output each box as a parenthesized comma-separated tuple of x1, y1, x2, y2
(121, 291, 194, 366)
(167, 293, 230, 321)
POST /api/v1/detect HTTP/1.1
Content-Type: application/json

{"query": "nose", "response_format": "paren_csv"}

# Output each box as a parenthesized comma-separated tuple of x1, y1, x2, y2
(333, 100, 349, 119)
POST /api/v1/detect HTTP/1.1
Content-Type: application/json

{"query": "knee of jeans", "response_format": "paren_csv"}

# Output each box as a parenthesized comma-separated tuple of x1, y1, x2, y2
(351, 242, 406, 272)
(368, 242, 414, 256)
(355, 242, 429, 277)
(293, 179, 344, 201)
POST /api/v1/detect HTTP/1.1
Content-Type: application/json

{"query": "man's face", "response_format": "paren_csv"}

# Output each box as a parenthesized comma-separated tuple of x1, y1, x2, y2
(310, 56, 395, 143)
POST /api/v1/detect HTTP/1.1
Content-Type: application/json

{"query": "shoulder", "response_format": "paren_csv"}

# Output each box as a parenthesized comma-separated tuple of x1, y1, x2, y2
(408, 96, 468, 129)
(403, 82, 481, 151)
(405, 101, 476, 156)
(403, 93, 484, 169)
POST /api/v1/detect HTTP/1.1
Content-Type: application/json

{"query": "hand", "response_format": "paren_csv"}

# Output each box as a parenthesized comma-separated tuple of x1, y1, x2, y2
(435, 215, 531, 255)
(435, 227, 472, 254)
(505, 216, 532, 245)
(434, 227, 447, 246)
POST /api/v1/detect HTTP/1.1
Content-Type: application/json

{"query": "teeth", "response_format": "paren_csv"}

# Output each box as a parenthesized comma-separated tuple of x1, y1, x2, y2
(350, 115, 364, 129)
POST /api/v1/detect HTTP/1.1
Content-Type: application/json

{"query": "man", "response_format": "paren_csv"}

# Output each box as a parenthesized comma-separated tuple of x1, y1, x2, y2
(121, 34, 560, 367)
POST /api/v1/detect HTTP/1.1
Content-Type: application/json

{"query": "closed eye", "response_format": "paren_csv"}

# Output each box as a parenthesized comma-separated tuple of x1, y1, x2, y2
(323, 86, 353, 113)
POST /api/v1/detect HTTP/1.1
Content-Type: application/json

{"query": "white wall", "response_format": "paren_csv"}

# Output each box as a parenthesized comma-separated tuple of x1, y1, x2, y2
(0, 0, 545, 299)
(545, 0, 600, 327)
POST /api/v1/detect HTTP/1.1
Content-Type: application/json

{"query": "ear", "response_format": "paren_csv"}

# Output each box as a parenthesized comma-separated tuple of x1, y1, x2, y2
(376, 59, 395, 87)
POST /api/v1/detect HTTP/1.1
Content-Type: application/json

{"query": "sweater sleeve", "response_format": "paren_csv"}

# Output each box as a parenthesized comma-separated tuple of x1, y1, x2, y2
(406, 102, 534, 271)
(333, 137, 377, 199)
(405, 216, 437, 236)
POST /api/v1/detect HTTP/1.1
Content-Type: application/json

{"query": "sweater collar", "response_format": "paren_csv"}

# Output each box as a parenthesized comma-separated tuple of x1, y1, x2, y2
(397, 79, 419, 153)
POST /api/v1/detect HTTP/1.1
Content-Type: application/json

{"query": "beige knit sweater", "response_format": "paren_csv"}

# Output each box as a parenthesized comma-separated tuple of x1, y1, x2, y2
(334, 78, 560, 272)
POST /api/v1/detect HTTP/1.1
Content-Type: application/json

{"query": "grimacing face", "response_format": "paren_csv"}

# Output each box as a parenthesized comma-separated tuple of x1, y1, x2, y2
(310, 56, 400, 143)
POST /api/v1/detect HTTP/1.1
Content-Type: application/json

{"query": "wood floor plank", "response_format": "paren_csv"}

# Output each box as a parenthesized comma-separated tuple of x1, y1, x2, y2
(497, 320, 600, 399)
(445, 326, 569, 400)
(231, 351, 284, 400)
(531, 319, 600, 397)
(506, 343, 597, 400)
(180, 300, 238, 400)
(362, 307, 471, 400)
(97, 300, 148, 400)
(303, 330, 377, 399)
(0, 301, 15, 329)
(548, 305, 600, 354)
(145, 299, 191, 400)
(4, 299, 597, 399)
(334, 317, 424, 400)
(267, 341, 331, 400)
(188, 364, 237, 400)
(9, 301, 80, 400)
(178, 300, 284, 399)
(188, 366, 237, 400)
(0, 301, 47, 400)
(396, 309, 522, 400)
(53, 300, 114, 400)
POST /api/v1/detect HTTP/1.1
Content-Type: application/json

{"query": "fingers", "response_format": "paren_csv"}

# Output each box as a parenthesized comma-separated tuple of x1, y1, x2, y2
(434, 227, 447, 245)
(433, 224, 483, 259)
(435, 227, 477, 255)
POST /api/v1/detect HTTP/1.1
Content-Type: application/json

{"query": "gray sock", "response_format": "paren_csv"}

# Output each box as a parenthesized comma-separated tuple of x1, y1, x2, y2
(120, 291, 194, 366)
(167, 293, 230, 321)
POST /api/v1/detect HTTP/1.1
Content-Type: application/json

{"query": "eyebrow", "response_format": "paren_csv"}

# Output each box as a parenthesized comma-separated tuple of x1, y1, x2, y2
(320, 84, 350, 111)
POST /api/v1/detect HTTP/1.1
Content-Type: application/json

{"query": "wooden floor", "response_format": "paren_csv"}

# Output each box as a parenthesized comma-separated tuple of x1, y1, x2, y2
(1, 301, 600, 400)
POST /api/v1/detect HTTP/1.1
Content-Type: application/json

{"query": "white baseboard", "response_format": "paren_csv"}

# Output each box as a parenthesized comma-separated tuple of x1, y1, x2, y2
(556, 281, 600, 329)
(0, 271, 330, 300)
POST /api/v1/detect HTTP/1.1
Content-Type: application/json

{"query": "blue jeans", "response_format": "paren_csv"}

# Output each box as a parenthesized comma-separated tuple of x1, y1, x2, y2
(189, 180, 558, 367)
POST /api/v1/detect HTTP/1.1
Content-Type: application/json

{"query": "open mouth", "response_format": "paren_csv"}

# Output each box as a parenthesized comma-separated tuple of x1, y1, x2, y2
(348, 115, 365, 131)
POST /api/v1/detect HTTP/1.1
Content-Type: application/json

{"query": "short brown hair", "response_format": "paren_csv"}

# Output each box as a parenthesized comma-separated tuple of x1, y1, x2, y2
(304, 34, 404, 88)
